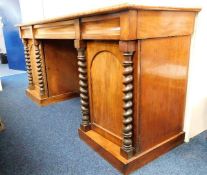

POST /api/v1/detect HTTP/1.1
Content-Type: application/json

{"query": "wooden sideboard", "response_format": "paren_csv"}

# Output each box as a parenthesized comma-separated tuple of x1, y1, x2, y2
(18, 4, 200, 174)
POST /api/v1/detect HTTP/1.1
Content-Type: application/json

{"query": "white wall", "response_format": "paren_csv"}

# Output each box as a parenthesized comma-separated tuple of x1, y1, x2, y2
(184, 1, 207, 141)
(0, 17, 6, 53)
(19, 0, 207, 141)
(19, 0, 44, 22)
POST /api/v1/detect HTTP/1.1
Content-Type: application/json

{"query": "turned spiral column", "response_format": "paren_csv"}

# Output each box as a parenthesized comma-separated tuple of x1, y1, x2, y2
(75, 40, 91, 131)
(34, 41, 45, 96)
(23, 39, 34, 89)
(119, 41, 135, 159)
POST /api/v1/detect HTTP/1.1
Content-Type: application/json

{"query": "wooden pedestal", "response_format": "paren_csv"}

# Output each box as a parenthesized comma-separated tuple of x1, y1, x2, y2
(22, 39, 79, 106)
(18, 4, 200, 174)
(78, 36, 191, 174)
(79, 129, 184, 175)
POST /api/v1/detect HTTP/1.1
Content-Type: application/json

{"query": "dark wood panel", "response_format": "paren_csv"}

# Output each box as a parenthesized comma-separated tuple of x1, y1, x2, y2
(43, 40, 79, 97)
(139, 36, 191, 151)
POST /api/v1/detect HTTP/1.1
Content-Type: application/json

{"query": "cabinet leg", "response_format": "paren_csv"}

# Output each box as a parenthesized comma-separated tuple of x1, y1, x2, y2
(119, 41, 136, 159)
(34, 40, 45, 96)
(75, 40, 91, 132)
(23, 39, 34, 90)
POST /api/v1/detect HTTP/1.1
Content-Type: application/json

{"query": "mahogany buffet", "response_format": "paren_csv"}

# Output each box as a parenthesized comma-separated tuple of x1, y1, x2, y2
(18, 4, 200, 175)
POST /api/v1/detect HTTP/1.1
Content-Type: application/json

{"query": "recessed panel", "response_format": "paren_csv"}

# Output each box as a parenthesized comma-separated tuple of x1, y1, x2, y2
(43, 40, 79, 97)
(87, 41, 123, 145)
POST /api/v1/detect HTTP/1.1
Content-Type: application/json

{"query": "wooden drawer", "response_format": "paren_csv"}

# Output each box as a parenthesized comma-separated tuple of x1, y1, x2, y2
(137, 11, 196, 39)
(34, 20, 76, 39)
(81, 14, 120, 40)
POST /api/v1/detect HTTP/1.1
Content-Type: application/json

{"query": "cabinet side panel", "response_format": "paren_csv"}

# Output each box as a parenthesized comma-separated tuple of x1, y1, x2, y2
(43, 40, 79, 97)
(87, 41, 123, 146)
(140, 36, 191, 151)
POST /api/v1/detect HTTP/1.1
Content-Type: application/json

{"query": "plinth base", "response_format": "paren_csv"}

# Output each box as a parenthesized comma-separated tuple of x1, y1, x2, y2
(26, 89, 79, 106)
(79, 129, 185, 175)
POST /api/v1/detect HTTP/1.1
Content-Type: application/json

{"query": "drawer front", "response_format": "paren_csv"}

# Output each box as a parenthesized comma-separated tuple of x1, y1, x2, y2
(34, 21, 76, 39)
(137, 11, 196, 39)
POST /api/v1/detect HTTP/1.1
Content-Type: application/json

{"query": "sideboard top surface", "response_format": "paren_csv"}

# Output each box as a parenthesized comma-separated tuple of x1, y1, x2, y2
(18, 3, 201, 27)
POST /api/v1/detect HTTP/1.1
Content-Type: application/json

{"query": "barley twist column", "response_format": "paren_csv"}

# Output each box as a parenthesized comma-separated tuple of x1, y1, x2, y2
(121, 51, 135, 159)
(75, 40, 91, 131)
(34, 41, 45, 96)
(23, 39, 34, 89)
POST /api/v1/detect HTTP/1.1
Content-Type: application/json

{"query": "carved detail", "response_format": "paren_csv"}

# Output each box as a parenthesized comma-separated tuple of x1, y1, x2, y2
(23, 39, 34, 89)
(121, 51, 134, 159)
(34, 41, 45, 96)
(77, 48, 91, 131)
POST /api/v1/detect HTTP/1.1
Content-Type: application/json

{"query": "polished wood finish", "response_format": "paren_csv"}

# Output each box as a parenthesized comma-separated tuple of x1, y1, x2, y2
(34, 20, 76, 39)
(137, 11, 196, 39)
(139, 36, 191, 152)
(18, 4, 199, 41)
(82, 14, 120, 40)
(18, 4, 199, 174)
(120, 10, 137, 40)
(87, 41, 123, 146)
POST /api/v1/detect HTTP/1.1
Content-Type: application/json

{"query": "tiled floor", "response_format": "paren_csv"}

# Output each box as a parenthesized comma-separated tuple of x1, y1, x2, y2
(0, 64, 25, 77)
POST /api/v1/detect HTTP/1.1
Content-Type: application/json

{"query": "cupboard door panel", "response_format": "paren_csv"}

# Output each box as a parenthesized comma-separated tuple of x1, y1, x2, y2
(87, 41, 123, 145)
